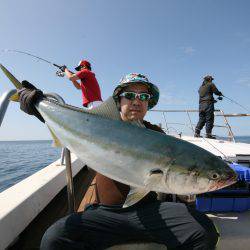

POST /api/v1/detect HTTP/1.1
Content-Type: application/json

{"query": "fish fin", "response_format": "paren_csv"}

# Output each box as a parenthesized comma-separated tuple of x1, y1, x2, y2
(144, 169, 164, 189)
(47, 125, 63, 148)
(85, 97, 146, 127)
(0, 64, 22, 89)
(86, 97, 121, 120)
(9, 91, 19, 102)
(123, 187, 150, 208)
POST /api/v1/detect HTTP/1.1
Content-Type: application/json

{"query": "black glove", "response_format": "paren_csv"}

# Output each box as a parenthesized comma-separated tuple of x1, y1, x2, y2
(18, 80, 45, 123)
(59, 65, 67, 72)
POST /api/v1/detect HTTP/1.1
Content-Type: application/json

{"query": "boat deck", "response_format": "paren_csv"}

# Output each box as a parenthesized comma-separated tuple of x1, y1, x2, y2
(181, 135, 250, 164)
(209, 211, 250, 250)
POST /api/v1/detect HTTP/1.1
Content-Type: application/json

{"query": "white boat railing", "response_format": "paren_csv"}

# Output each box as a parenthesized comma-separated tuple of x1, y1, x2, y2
(150, 109, 250, 142)
(0, 90, 76, 213)
(0, 89, 16, 126)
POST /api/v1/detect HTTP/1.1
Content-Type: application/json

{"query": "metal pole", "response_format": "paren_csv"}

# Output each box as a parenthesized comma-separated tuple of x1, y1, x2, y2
(0, 89, 16, 126)
(162, 112, 169, 133)
(186, 111, 194, 133)
(45, 93, 76, 213)
(60, 148, 65, 165)
(64, 148, 75, 212)
(218, 110, 235, 142)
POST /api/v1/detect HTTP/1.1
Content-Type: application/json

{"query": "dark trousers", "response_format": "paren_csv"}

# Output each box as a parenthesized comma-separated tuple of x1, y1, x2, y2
(195, 103, 215, 135)
(40, 201, 219, 250)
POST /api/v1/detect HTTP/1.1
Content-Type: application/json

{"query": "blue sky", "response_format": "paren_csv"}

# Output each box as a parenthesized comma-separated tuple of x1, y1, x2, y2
(0, 0, 250, 140)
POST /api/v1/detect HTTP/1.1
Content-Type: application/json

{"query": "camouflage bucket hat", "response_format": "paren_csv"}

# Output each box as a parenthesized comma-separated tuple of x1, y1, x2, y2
(113, 73, 160, 109)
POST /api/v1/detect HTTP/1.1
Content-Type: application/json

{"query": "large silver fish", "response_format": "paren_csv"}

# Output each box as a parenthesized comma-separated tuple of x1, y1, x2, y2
(0, 64, 237, 202)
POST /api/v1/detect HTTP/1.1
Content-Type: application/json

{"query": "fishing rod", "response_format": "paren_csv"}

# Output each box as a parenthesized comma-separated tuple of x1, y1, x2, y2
(222, 95, 250, 113)
(1, 49, 65, 77)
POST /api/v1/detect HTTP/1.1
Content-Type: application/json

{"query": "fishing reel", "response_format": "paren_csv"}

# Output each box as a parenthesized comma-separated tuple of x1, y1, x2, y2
(56, 70, 65, 77)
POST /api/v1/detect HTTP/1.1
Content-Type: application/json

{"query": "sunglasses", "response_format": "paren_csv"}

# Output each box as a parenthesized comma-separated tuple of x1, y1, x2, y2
(119, 92, 151, 101)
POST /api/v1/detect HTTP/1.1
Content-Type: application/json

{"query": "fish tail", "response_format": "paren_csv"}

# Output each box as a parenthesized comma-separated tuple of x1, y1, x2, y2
(0, 64, 22, 102)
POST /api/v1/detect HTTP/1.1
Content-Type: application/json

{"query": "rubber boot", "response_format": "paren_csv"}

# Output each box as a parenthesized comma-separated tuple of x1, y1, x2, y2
(206, 133, 216, 139)
(194, 130, 202, 138)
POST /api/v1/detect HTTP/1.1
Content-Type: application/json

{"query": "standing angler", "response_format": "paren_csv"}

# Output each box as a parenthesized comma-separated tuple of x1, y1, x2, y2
(18, 73, 219, 250)
(194, 75, 223, 139)
(60, 59, 103, 109)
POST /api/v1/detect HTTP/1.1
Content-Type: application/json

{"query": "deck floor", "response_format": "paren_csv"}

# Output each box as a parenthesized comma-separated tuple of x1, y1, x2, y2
(208, 211, 250, 250)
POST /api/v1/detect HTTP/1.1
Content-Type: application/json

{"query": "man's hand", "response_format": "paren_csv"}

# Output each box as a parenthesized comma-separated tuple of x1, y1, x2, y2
(18, 80, 45, 123)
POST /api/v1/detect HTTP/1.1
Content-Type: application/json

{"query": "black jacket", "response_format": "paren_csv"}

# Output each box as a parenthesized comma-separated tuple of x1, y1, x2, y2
(198, 81, 222, 104)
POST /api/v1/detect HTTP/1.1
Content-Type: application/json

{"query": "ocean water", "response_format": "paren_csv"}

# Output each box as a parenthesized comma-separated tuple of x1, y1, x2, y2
(0, 137, 250, 193)
(0, 140, 61, 193)
(234, 136, 250, 144)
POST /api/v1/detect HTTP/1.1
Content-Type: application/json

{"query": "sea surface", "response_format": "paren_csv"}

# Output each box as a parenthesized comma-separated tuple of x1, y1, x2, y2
(0, 137, 250, 193)
(0, 140, 61, 193)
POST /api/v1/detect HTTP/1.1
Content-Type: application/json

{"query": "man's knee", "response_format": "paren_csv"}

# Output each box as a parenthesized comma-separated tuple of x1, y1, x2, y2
(40, 212, 101, 250)
(196, 219, 219, 249)
(40, 219, 66, 250)
(185, 208, 219, 249)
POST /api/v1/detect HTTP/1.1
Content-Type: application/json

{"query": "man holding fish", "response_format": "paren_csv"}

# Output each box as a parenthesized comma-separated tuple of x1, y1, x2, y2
(17, 72, 220, 250)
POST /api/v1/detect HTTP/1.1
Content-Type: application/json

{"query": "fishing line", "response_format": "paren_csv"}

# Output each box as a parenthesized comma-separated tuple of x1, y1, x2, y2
(198, 134, 235, 164)
(200, 135, 228, 159)
(222, 95, 250, 113)
(1, 49, 64, 77)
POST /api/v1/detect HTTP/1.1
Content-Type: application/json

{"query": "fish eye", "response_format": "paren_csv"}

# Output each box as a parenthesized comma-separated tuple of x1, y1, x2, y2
(211, 172, 220, 180)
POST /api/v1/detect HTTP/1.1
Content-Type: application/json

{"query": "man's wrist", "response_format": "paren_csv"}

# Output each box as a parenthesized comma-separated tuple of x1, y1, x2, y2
(65, 69, 73, 78)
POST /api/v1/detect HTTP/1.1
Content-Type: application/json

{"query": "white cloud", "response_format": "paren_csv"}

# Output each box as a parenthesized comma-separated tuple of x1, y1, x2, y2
(158, 83, 188, 106)
(160, 92, 187, 105)
(236, 77, 250, 87)
(181, 46, 196, 55)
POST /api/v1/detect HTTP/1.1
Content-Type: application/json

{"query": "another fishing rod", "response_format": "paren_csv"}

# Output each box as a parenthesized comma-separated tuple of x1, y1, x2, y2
(1, 49, 65, 77)
(222, 95, 250, 113)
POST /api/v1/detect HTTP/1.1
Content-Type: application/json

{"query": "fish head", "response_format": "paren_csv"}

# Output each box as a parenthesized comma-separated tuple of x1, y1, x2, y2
(163, 153, 238, 195)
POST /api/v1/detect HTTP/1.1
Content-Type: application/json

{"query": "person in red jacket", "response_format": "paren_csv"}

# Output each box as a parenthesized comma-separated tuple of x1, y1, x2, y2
(61, 60, 102, 108)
